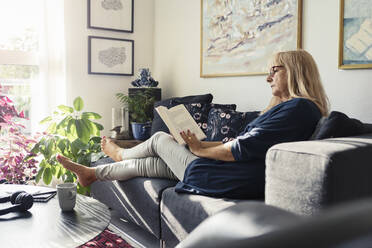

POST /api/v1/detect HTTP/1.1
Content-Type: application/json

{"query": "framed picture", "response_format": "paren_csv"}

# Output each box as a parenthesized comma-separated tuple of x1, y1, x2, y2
(88, 36, 134, 76)
(200, 0, 303, 77)
(339, 0, 372, 69)
(88, 0, 133, 33)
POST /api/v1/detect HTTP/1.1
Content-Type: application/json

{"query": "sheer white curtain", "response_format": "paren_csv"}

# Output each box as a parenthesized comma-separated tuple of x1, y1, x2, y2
(31, 0, 66, 133)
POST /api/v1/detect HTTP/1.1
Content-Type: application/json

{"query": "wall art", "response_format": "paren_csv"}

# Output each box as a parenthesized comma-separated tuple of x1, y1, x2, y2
(88, 36, 134, 76)
(339, 0, 372, 69)
(200, 0, 302, 77)
(88, 0, 133, 33)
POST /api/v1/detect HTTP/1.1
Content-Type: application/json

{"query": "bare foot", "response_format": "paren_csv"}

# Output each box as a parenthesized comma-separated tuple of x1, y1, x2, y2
(101, 136, 124, 162)
(56, 154, 97, 187)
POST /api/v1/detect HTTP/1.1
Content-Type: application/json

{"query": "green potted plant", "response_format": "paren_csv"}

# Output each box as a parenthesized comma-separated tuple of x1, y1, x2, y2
(116, 89, 156, 140)
(29, 97, 104, 194)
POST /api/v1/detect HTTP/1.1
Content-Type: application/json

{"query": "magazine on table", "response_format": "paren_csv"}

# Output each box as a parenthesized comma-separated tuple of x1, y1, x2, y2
(155, 104, 206, 145)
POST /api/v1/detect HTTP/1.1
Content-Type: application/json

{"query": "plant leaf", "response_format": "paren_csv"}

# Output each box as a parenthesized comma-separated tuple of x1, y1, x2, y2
(43, 167, 52, 185)
(75, 119, 90, 144)
(40, 116, 52, 124)
(56, 116, 72, 130)
(44, 139, 56, 160)
(35, 166, 44, 183)
(90, 136, 101, 144)
(57, 139, 67, 154)
(81, 118, 93, 134)
(71, 138, 86, 157)
(56, 165, 64, 179)
(30, 143, 40, 154)
(67, 119, 77, 140)
(82, 112, 101, 120)
(93, 122, 104, 131)
(54, 165, 61, 178)
(51, 165, 56, 175)
(73, 97, 84, 111)
(57, 105, 74, 113)
(47, 122, 57, 134)
(87, 120, 98, 136)
(65, 170, 76, 183)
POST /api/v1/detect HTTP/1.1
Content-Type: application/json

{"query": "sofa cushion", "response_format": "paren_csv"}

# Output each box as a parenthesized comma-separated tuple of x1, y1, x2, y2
(205, 108, 259, 142)
(312, 111, 372, 140)
(183, 103, 237, 134)
(178, 199, 372, 248)
(90, 157, 177, 239)
(176, 201, 300, 248)
(160, 187, 244, 247)
(151, 93, 213, 135)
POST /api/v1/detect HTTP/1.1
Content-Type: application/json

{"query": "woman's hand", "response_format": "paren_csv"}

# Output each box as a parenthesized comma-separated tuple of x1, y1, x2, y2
(180, 130, 202, 155)
(180, 130, 235, 161)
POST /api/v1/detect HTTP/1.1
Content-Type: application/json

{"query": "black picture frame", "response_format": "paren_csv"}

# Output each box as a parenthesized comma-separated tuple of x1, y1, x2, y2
(87, 0, 134, 33)
(88, 36, 134, 76)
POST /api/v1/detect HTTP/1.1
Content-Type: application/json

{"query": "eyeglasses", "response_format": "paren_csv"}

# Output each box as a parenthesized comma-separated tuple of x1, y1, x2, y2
(268, 65, 284, 77)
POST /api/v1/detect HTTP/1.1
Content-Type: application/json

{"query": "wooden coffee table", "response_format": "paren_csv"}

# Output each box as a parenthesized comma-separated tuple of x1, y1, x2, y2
(0, 184, 110, 248)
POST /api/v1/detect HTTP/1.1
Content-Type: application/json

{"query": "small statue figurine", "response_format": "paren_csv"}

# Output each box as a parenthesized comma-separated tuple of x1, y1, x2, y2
(131, 68, 159, 87)
(110, 126, 131, 140)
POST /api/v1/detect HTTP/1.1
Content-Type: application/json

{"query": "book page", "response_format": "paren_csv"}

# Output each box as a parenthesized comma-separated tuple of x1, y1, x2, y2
(167, 105, 206, 144)
(155, 106, 183, 143)
(155, 104, 206, 144)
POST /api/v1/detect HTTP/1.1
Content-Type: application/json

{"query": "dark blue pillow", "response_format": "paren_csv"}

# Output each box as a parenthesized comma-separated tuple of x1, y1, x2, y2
(313, 111, 372, 140)
(206, 108, 259, 142)
(150, 94, 213, 135)
(184, 103, 237, 134)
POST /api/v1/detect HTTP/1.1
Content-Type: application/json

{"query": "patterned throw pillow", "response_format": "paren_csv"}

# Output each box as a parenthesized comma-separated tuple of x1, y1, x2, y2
(206, 108, 260, 142)
(183, 103, 237, 134)
(150, 94, 213, 135)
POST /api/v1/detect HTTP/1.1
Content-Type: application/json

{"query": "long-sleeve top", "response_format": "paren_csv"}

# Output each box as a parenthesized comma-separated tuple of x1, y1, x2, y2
(175, 98, 322, 199)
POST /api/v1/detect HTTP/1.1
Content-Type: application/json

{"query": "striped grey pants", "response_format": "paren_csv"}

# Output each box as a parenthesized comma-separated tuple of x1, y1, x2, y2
(95, 132, 198, 181)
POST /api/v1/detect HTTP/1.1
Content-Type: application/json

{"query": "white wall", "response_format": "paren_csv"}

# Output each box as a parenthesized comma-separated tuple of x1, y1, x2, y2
(153, 0, 372, 122)
(64, 0, 154, 137)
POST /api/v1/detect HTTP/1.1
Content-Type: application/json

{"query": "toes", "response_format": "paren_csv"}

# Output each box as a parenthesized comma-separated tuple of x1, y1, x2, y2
(56, 154, 64, 162)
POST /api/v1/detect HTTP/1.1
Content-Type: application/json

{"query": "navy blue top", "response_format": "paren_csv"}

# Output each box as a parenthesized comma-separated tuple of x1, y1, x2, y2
(175, 98, 322, 199)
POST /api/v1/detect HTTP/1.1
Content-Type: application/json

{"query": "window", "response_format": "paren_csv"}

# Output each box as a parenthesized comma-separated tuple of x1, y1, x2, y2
(0, 0, 42, 133)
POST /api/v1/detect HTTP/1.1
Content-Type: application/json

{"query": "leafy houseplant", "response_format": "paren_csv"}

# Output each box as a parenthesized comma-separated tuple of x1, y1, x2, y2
(29, 97, 104, 194)
(116, 89, 156, 140)
(0, 85, 38, 184)
(116, 89, 156, 123)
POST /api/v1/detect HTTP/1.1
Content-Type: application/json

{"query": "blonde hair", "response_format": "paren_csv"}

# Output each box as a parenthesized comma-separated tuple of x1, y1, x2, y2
(262, 50, 329, 116)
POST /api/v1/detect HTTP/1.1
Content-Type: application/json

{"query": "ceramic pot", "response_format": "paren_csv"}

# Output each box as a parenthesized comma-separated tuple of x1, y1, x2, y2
(131, 122, 152, 140)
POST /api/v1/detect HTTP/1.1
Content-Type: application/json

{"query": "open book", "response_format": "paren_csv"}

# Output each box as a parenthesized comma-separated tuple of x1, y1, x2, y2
(155, 104, 207, 145)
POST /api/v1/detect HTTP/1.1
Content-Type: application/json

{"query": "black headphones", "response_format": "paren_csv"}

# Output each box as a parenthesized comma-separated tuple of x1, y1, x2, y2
(0, 191, 34, 216)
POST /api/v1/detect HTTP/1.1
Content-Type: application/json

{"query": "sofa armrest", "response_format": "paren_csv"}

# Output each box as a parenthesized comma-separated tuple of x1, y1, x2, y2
(265, 133, 372, 216)
(176, 201, 300, 248)
(178, 198, 372, 248)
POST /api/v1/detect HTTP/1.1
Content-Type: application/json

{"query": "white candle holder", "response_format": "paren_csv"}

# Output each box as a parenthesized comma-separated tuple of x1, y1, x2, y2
(111, 107, 130, 139)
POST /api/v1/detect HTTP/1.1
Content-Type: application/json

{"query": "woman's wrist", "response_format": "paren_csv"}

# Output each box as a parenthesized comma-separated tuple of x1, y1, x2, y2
(190, 146, 204, 157)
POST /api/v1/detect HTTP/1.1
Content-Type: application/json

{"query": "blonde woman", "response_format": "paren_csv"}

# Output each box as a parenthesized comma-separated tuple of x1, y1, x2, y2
(57, 50, 329, 200)
(261, 49, 328, 116)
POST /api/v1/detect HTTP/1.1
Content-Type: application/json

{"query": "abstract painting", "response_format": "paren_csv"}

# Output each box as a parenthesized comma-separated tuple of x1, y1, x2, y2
(88, 0, 133, 33)
(339, 0, 372, 69)
(88, 36, 134, 76)
(200, 0, 302, 77)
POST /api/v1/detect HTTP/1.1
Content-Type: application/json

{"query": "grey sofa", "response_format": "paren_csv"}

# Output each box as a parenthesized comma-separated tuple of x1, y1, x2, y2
(177, 197, 372, 248)
(91, 132, 372, 247)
